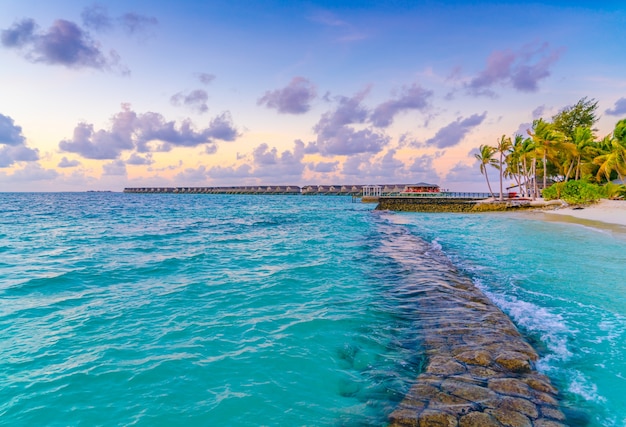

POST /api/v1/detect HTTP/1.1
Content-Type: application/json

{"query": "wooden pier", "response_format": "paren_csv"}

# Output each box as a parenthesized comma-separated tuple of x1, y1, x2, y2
(123, 184, 413, 197)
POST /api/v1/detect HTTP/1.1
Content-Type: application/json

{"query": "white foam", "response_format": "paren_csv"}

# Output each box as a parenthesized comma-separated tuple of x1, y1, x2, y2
(472, 278, 573, 362)
(430, 238, 442, 252)
(567, 370, 606, 403)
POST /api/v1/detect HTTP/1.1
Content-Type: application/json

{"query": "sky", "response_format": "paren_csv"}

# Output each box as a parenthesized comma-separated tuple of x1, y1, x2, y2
(1, 0, 625, 192)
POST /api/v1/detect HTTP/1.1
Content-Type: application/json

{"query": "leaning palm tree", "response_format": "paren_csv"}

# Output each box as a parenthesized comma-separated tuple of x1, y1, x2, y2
(594, 140, 626, 182)
(475, 144, 498, 198)
(495, 135, 512, 200)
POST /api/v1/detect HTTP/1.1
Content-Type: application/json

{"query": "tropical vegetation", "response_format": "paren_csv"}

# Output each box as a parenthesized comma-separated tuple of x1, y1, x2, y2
(476, 97, 626, 203)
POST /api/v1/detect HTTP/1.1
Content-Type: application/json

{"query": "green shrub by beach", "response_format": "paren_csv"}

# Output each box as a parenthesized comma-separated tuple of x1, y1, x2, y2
(543, 180, 602, 204)
(542, 180, 625, 204)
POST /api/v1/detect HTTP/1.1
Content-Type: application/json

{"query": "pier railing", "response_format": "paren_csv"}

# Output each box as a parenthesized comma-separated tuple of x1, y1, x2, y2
(382, 192, 495, 199)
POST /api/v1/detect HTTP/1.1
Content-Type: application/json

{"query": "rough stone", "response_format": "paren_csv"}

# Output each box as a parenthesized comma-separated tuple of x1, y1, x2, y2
(467, 365, 499, 380)
(533, 391, 559, 406)
(488, 378, 533, 398)
(426, 357, 467, 376)
(458, 412, 502, 427)
(389, 408, 420, 427)
(533, 420, 567, 427)
(495, 352, 532, 373)
(486, 408, 532, 427)
(418, 409, 459, 427)
(428, 392, 476, 414)
(407, 382, 440, 400)
(378, 223, 564, 427)
(455, 350, 492, 367)
(441, 379, 498, 404)
(523, 377, 557, 394)
(540, 405, 566, 421)
(497, 396, 538, 418)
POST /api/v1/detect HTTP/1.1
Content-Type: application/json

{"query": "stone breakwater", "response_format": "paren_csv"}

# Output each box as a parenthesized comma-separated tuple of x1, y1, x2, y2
(375, 197, 537, 213)
(388, 265, 566, 426)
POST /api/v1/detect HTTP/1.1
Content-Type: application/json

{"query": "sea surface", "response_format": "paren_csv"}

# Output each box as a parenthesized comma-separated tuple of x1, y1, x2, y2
(1, 193, 625, 426)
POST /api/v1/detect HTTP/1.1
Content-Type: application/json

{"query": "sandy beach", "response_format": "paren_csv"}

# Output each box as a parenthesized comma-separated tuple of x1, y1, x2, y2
(543, 199, 626, 227)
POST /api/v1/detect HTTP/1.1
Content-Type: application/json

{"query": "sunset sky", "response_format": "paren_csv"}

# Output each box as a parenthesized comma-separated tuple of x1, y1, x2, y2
(1, 0, 625, 191)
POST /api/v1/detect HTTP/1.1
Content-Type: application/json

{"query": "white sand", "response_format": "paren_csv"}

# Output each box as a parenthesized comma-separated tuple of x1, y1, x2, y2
(545, 199, 626, 227)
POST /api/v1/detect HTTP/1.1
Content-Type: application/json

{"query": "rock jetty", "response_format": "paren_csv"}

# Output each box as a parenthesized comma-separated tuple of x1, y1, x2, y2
(376, 197, 565, 213)
(388, 261, 566, 426)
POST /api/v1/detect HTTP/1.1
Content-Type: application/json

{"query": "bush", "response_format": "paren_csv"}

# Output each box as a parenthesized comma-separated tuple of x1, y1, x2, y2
(542, 180, 605, 204)
(603, 182, 626, 199)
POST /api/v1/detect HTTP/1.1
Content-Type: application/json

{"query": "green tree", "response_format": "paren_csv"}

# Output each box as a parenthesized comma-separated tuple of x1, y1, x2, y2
(528, 118, 565, 193)
(568, 126, 595, 181)
(594, 139, 626, 182)
(593, 119, 626, 183)
(495, 135, 512, 200)
(475, 144, 498, 198)
(552, 97, 599, 142)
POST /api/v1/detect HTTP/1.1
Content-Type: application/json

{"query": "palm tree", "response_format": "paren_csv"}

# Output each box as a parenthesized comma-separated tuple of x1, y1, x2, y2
(475, 144, 498, 198)
(505, 135, 523, 196)
(518, 137, 536, 198)
(568, 126, 595, 181)
(594, 120, 626, 182)
(495, 135, 512, 200)
(594, 139, 626, 182)
(528, 119, 564, 194)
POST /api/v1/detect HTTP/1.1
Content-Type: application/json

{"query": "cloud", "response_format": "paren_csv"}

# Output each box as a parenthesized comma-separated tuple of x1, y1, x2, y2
(1, 18, 125, 72)
(197, 73, 216, 85)
(361, 149, 408, 180)
(207, 164, 252, 180)
(204, 112, 240, 141)
(59, 104, 239, 159)
(423, 112, 486, 148)
(120, 13, 158, 35)
(81, 4, 112, 32)
(170, 89, 209, 113)
(0, 113, 40, 167)
(315, 89, 370, 133)
(309, 11, 347, 27)
(0, 145, 39, 167)
(312, 127, 390, 156)
(258, 77, 317, 114)
(311, 161, 339, 173)
(309, 88, 389, 156)
(81, 5, 157, 35)
(371, 84, 433, 127)
(0, 113, 26, 145)
(514, 122, 532, 137)
(444, 160, 484, 184)
(466, 42, 563, 96)
(249, 140, 305, 178)
(126, 153, 153, 165)
(308, 10, 367, 43)
(407, 154, 442, 183)
(1, 163, 59, 181)
(58, 157, 81, 168)
(206, 140, 305, 182)
(340, 150, 440, 183)
(102, 159, 127, 176)
(174, 165, 211, 184)
(606, 98, 626, 116)
(0, 19, 35, 48)
(531, 105, 546, 119)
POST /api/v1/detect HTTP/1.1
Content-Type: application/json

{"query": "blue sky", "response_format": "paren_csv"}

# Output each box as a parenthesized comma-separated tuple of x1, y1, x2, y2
(1, 0, 625, 191)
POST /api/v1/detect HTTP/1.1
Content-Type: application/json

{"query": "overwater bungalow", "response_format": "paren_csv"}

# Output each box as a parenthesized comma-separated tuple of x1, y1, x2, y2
(401, 182, 441, 193)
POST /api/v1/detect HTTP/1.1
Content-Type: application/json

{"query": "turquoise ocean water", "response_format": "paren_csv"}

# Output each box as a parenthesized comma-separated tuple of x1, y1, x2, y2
(1, 193, 625, 426)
